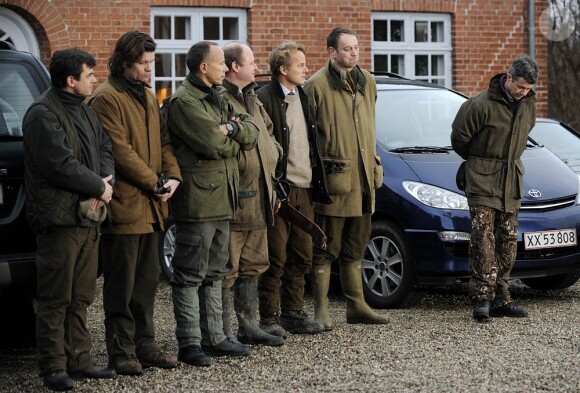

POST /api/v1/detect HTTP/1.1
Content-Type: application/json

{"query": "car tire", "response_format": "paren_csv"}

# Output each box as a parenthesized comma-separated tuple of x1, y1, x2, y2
(158, 218, 175, 281)
(521, 271, 580, 290)
(361, 220, 423, 309)
(0, 296, 36, 348)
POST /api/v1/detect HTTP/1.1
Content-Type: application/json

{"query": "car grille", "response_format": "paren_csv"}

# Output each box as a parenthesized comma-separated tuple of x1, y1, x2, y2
(445, 242, 580, 260)
(520, 195, 576, 212)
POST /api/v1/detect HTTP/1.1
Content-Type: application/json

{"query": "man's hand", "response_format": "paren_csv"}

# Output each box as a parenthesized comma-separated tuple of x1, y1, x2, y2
(99, 174, 114, 204)
(155, 179, 180, 202)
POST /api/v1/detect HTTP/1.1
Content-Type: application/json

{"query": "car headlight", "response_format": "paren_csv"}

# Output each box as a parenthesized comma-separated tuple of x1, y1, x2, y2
(576, 174, 580, 205)
(402, 180, 469, 210)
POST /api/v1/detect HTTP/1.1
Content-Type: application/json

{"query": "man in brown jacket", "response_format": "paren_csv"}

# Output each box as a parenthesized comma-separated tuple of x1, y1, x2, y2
(451, 56, 538, 321)
(89, 31, 182, 375)
(219, 42, 284, 346)
(305, 27, 388, 329)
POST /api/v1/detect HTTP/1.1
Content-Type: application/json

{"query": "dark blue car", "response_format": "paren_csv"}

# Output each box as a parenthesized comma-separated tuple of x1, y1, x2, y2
(364, 76, 580, 308)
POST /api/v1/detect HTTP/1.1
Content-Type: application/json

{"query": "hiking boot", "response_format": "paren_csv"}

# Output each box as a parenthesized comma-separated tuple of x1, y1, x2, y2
(490, 303, 528, 318)
(202, 337, 251, 357)
(178, 345, 211, 367)
(139, 350, 178, 369)
(472, 300, 491, 321)
(110, 357, 143, 376)
(42, 370, 74, 391)
(259, 315, 287, 338)
(280, 310, 322, 334)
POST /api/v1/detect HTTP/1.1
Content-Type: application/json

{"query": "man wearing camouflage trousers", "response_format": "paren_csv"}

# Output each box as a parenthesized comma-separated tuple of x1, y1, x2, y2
(451, 56, 539, 321)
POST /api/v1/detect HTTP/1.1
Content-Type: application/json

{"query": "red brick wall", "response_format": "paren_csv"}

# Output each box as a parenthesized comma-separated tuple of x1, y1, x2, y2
(1, 0, 548, 115)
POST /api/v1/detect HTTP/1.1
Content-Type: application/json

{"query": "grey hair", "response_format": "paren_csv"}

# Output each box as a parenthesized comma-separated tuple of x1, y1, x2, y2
(509, 56, 539, 84)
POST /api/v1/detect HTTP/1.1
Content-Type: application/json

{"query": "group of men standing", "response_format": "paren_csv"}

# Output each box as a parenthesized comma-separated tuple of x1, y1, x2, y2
(24, 27, 387, 391)
(22, 22, 538, 391)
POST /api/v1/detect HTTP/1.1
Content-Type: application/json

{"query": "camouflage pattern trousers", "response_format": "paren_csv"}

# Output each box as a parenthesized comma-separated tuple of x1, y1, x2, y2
(468, 205, 518, 305)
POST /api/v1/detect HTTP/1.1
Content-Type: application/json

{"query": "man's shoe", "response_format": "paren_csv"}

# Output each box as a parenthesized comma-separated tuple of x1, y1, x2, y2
(472, 300, 491, 321)
(69, 366, 117, 379)
(259, 315, 286, 338)
(178, 345, 211, 367)
(42, 370, 74, 391)
(202, 337, 251, 357)
(490, 303, 529, 318)
(139, 351, 178, 369)
(110, 357, 143, 376)
(280, 310, 323, 334)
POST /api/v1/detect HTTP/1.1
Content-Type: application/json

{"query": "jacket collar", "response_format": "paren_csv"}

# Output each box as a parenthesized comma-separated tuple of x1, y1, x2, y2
(326, 60, 367, 95)
(185, 73, 223, 105)
(222, 79, 257, 102)
(488, 73, 535, 103)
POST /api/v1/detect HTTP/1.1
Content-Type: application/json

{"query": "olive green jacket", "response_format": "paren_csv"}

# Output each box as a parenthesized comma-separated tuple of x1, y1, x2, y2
(304, 61, 382, 216)
(167, 75, 259, 222)
(451, 73, 536, 212)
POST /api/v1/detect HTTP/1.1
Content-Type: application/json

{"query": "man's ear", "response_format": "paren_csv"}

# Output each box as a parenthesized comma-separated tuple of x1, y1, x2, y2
(66, 75, 76, 88)
(200, 63, 208, 74)
(279, 65, 287, 77)
(328, 47, 336, 58)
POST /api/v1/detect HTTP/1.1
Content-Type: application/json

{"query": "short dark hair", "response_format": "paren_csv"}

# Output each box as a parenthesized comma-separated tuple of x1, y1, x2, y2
(49, 48, 96, 88)
(108, 30, 156, 77)
(268, 40, 306, 77)
(327, 27, 356, 49)
(509, 56, 539, 84)
(186, 41, 218, 74)
(223, 42, 244, 72)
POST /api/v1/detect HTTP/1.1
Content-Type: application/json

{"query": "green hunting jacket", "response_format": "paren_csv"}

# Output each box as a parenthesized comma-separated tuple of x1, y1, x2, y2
(167, 74, 259, 222)
(451, 73, 536, 212)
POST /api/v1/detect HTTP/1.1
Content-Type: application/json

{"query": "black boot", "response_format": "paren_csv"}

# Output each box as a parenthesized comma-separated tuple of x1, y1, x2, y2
(472, 299, 491, 321)
(42, 370, 74, 391)
(234, 277, 284, 346)
(490, 302, 528, 318)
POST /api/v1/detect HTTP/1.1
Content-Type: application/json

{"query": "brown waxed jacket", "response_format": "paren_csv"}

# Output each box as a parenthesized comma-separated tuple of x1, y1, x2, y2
(89, 76, 182, 234)
(451, 73, 536, 212)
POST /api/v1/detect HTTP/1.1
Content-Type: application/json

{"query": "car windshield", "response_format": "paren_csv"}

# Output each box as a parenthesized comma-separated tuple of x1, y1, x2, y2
(0, 62, 43, 137)
(376, 88, 466, 151)
(529, 121, 580, 173)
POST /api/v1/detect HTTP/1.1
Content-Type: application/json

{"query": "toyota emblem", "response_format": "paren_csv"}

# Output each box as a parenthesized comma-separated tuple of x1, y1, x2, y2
(528, 189, 542, 198)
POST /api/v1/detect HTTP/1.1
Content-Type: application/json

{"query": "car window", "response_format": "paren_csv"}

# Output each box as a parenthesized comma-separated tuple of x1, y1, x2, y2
(529, 122, 580, 168)
(0, 61, 44, 137)
(376, 88, 465, 150)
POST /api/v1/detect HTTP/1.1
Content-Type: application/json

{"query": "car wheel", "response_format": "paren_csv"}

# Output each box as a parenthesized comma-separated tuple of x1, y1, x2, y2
(158, 218, 175, 281)
(0, 296, 36, 348)
(521, 271, 580, 290)
(361, 220, 423, 308)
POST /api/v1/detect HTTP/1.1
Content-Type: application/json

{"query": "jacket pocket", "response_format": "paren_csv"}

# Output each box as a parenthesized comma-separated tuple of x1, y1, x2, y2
(110, 180, 143, 225)
(324, 158, 352, 195)
(465, 157, 504, 197)
(172, 230, 203, 266)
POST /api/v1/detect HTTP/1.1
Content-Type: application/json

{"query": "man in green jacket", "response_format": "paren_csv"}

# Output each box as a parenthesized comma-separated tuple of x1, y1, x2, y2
(167, 41, 259, 367)
(451, 56, 538, 322)
(23, 48, 116, 391)
(89, 31, 182, 375)
(305, 27, 388, 329)
(219, 42, 284, 347)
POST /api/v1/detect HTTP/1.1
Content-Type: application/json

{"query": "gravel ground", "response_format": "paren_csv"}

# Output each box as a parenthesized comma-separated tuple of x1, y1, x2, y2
(1, 278, 578, 392)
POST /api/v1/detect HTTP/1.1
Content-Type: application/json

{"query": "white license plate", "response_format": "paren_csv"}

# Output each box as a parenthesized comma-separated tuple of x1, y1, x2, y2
(524, 229, 577, 250)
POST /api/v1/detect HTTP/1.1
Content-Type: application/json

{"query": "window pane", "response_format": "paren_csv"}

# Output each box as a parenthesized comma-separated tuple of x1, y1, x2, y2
(155, 53, 172, 77)
(154, 16, 171, 40)
(414, 21, 428, 42)
(374, 55, 388, 72)
(176, 54, 187, 77)
(223, 18, 239, 40)
(432, 78, 445, 86)
(391, 20, 404, 41)
(155, 80, 172, 105)
(175, 17, 191, 40)
(431, 55, 444, 76)
(431, 21, 444, 42)
(415, 55, 428, 76)
(203, 17, 219, 40)
(391, 55, 404, 74)
(373, 20, 388, 41)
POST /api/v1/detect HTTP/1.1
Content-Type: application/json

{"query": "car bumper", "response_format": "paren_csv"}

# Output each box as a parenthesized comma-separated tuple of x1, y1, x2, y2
(0, 253, 36, 296)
